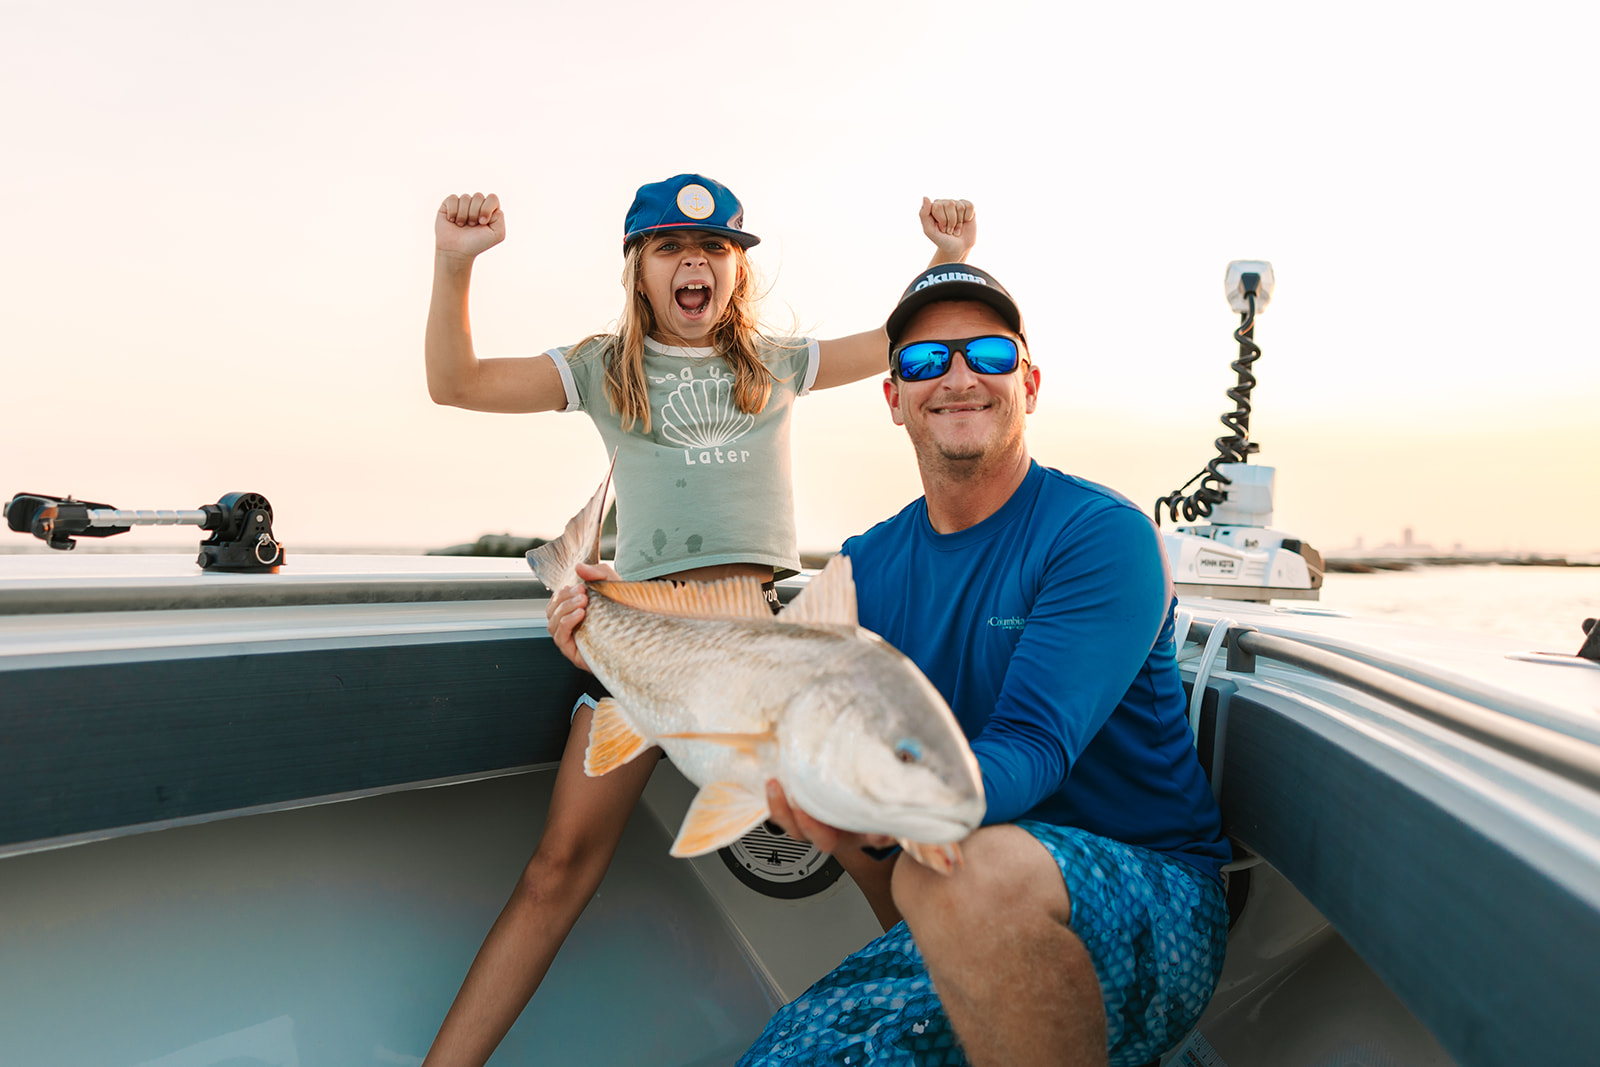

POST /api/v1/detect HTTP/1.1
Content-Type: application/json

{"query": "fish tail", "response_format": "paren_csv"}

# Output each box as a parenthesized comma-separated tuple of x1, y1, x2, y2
(526, 455, 614, 591)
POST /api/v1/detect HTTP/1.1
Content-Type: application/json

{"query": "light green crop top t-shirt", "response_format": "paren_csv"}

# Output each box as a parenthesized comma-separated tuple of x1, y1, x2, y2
(547, 335, 820, 581)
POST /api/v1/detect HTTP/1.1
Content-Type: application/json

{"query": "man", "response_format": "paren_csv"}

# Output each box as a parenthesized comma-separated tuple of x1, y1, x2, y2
(746, 265, 1230, 1067)
(550, 265, 1229, 1066)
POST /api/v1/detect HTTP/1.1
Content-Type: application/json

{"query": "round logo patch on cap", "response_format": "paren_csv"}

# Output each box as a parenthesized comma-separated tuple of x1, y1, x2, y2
(676, 184, 715, 220)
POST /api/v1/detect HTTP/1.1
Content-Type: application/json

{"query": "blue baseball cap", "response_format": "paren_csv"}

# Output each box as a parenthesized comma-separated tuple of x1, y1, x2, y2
(622, 173, 760, 252)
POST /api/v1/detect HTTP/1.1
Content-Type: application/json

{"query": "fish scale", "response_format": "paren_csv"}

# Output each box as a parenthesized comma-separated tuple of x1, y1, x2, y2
(580, 601, 864, 795)
(528, 465, 986, 868)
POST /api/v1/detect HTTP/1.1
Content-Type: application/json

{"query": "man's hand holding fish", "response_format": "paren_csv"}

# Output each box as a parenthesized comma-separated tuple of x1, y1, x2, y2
(761, 779, 893, 854)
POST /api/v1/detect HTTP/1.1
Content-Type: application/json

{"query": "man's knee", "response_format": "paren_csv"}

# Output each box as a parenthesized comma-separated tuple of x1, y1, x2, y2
(892, 825, 1071, 936)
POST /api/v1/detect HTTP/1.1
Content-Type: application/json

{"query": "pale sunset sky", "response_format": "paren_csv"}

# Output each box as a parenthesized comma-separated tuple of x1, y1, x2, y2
(4, 1, 1596, 557)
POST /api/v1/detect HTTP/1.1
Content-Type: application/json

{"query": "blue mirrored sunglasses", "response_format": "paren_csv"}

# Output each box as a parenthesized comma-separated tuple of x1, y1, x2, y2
(889, 335, 1023, 381)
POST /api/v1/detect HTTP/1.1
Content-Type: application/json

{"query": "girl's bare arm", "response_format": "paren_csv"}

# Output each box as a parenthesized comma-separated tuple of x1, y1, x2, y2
(425, 193, 572, 413)
(810, 197, 977, 391)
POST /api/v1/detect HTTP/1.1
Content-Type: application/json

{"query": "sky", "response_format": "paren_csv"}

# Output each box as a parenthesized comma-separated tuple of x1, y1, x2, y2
(3, 0, 1596, 557)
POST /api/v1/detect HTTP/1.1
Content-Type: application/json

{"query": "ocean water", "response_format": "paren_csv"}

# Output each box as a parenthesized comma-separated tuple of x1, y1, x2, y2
(1313, 564, 1600, 653)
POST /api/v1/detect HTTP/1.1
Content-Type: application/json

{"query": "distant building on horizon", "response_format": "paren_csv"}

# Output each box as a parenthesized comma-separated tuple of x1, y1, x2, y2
(1378, 525, 1435, 554)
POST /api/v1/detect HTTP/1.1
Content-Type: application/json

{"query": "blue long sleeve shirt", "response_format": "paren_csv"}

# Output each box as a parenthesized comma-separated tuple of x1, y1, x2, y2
(843, 461, 1229, 880)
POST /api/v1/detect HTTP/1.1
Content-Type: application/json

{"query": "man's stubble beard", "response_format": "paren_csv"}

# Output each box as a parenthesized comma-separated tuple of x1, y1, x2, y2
(911, 404, 1028, 482)
(909, 433, 995, 483)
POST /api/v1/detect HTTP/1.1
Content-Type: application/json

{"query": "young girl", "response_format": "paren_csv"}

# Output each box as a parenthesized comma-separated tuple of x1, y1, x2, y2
(420, 173, 974, 1066)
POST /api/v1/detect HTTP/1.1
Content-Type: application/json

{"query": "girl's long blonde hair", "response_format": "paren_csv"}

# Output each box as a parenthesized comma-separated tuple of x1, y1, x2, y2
(576, 240, 778, 434)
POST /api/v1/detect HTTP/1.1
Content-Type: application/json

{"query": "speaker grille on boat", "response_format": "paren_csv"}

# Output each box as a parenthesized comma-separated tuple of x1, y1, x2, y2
(718, 821, 844, 899)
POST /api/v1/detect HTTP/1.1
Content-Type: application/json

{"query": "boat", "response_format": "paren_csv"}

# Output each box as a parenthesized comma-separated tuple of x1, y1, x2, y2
(4, 264, 1598, 1066)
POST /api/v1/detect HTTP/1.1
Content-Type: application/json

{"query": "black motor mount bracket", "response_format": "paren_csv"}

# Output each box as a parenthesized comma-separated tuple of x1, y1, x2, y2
(197, 492, 283, 572)
(3, 491, 284, 573)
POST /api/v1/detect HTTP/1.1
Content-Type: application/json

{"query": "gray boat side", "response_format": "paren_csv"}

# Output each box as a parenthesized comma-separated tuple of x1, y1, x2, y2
(1172, 597, 1600, 1066)
(5, 554, 1600, 1064)
(0, 556, 585, 858)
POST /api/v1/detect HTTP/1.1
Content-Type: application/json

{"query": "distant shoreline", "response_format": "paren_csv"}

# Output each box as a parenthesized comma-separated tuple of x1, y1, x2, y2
(1324, 554, 1599, 573)
(6, 539, 1594, 572)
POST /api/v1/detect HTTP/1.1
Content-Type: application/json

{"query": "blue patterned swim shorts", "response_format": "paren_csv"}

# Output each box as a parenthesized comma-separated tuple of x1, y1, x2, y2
(737, 822, 1228, 1066)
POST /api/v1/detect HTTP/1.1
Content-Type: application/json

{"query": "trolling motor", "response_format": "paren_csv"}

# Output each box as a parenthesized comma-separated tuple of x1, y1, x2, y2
(1155, 262, 1323, 602)
(3, 491, 284, 572)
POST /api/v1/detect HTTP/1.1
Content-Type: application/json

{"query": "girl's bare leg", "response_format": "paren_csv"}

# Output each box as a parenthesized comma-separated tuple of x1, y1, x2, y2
(421, 703, 663, 1067)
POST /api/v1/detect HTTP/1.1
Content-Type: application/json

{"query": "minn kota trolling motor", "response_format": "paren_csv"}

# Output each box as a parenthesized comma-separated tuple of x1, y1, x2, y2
(1154, 261, 1323, 601)
(3, 491, 284, 572)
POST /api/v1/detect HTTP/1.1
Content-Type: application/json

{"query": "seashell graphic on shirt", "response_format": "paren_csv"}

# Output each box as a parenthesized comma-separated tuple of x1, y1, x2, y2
(659, 376, 754, 449)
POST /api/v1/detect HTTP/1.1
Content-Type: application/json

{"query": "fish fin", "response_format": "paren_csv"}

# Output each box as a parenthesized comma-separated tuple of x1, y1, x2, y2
(670, 781, 771, 857)
(594, 576, 771, 620)
(898, 838, 963, 875)
(657, 729, 776, 756)
(779, 554, 858, 627)
(583, 697, 652, 777)
(526, 454, 616, 591)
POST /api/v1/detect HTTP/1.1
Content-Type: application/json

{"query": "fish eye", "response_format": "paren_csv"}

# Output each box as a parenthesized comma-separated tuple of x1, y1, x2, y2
(893, 738, 924, 764)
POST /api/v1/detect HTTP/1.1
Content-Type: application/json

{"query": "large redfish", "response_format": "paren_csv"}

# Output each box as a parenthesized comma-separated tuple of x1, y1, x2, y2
(527, 472, 985, 872)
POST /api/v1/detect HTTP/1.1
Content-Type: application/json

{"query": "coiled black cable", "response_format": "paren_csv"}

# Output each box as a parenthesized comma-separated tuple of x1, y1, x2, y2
(1154, 282, 1263, 526)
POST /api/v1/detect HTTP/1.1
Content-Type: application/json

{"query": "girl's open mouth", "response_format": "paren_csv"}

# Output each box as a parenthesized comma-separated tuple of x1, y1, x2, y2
(675, 284, 710, 314)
